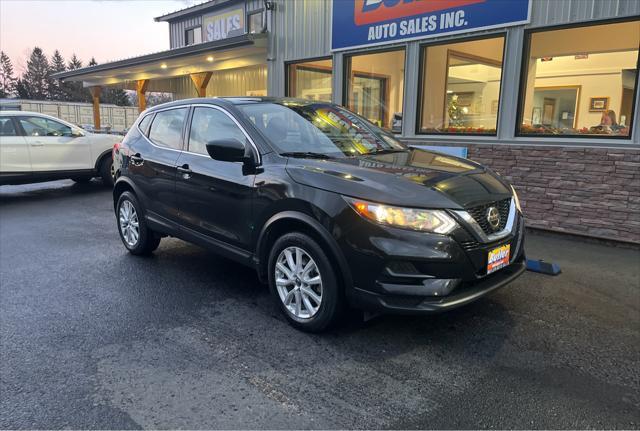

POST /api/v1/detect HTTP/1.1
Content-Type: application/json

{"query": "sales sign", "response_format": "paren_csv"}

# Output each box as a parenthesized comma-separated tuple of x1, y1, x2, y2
(202, 5, 245, 42)
(331, 0, 531, 51)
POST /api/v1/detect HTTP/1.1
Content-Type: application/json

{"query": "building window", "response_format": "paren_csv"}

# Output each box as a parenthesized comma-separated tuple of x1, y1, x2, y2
(185, 27, 202, 46)
(418, 36, 505, 135)
(518, 19, 639, 138)
(345, 48, 405, 132)
(287, 58, 333, 102)
(248, 11, 263, 34)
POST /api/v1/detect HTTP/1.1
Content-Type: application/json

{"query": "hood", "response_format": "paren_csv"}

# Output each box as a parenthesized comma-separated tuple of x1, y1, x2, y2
(285, 148, 512, 209)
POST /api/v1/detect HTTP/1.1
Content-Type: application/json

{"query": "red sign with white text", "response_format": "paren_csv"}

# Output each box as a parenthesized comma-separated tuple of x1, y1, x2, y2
(354, 0, 485, 25)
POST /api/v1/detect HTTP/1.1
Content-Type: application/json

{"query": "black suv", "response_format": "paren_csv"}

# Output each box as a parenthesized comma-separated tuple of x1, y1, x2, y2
(113, 98, 525, 331)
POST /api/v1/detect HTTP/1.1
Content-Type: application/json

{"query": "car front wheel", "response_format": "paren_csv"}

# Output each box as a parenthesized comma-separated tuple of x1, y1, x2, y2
(116, 191, 160, 255)
(268, 232, 343, 332)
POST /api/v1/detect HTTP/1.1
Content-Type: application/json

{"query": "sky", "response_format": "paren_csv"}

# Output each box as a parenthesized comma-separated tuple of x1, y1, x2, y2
(0, 0, 206, 73)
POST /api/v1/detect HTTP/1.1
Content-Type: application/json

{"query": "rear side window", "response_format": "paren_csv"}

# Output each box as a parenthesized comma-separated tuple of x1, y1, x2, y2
(0, 117, 17, 136)
(188, 107, 247, 156)
(148, 108, 188, 150)
(138, 114, 153, 136)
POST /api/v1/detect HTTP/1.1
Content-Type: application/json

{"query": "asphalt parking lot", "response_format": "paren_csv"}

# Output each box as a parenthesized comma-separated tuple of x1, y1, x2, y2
(1, 180, 639, 429)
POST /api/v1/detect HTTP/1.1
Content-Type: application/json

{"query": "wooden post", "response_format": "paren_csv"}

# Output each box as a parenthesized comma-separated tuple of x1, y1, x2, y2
(88, 86, 101, 130)
(136, 79, 149, 113)
(190, 72, 212, 97)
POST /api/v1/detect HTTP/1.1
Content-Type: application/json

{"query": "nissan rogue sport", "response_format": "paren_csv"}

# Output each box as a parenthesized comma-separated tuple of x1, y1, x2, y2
(112, 98, 525, 332)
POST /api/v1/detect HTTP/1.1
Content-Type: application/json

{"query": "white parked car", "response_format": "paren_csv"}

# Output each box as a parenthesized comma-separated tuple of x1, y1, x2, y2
(0, 111, 121, 186)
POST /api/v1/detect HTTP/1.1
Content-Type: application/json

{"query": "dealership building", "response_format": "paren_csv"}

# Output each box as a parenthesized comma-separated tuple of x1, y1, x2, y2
(54, 0, 640, 244)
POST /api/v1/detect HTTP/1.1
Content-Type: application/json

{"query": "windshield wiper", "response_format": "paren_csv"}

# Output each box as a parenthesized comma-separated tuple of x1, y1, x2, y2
(280, 151, 333, 159)
(363, 148, 408, 155)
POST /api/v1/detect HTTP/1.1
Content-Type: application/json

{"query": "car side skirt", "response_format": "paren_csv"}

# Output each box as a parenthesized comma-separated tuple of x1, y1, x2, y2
(145, 211, 257, 269)
(0, 169, 98, 185)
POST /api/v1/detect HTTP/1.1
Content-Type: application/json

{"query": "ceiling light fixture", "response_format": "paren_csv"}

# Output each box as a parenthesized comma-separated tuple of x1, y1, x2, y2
(206, 56, 214, 62)
(160, 63, 168, 69)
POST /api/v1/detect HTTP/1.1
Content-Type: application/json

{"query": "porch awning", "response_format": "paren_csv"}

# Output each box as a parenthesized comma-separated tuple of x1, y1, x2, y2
(52, 33, 267, 88)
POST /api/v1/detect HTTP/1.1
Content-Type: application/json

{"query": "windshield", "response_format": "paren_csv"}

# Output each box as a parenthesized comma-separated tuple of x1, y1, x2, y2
(237, 102, 406, 158)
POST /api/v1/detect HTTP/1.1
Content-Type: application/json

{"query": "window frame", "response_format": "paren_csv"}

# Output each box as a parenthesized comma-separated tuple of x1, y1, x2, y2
(137, 113, 154, 136)
(284, 56, 334, 100)
(247, 10, 264, 34)
(184, 26, 202, 46)
(0, 116, 21, 137)
(515, 16, 640, 141)
(415, 32, 507, 137)
(342, 45, 408, 134)
(185, 104, 262, 164)
(17, 115, 73, 137)
(146, 107, 189, 151)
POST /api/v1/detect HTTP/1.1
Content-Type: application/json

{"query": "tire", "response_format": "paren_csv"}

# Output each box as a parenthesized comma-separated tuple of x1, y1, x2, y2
(71, 177, 91, 183)
(268, 232, 343, 332)
(116, 191, 161, 255)
(100, 156, 115, 187)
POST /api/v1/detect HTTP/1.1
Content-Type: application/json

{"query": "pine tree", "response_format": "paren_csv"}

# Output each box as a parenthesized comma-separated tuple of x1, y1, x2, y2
(103, 87, 132, 106)
(48, 50, 66, 100)
(68, 54, 82, 70)
(65, 53, 89, 102)
(15, 79, 30, 99)
(23, 47, 50, 100)
(0, 51, 17, 98)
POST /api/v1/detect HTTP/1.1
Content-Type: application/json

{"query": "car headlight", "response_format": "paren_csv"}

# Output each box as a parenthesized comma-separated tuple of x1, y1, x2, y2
(344, 197, 457, 234)
(511, 185, 522, 212)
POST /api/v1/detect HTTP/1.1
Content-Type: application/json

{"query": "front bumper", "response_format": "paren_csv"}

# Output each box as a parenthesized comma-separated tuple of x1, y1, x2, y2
(338, 207, 526, 314)
(348, 258, 525, 314)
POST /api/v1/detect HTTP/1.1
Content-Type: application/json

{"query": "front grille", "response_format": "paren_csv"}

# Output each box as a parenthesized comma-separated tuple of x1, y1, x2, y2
(459, 240, 479, 251)
(467, 198, 511, 235)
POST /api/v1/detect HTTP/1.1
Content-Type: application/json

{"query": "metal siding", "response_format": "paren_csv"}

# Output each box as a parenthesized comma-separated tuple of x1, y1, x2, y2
(170, 16, 203, 49)
(169, 0, 264, 49)
(529, 0, 640, 27)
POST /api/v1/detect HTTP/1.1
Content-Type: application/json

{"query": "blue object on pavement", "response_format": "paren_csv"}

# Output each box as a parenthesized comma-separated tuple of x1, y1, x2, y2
(526, 259, 562, 275)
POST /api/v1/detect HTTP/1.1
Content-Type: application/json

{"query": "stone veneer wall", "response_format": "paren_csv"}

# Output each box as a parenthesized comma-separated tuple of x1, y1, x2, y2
(466, 144, 639, 244)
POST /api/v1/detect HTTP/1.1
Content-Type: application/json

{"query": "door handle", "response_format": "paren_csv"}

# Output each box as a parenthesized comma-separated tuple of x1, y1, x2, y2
(177, 164, 192, 179)
(130, 154, 144, 165)
(30, 142, 44, 147)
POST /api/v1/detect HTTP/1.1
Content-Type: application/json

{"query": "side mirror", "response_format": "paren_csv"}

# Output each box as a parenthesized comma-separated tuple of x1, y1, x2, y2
(206, 138, 248, 163)
(71, 127, 85, 138)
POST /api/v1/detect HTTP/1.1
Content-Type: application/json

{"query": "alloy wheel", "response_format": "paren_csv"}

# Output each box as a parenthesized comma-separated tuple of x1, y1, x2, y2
(119, 200, 140, 247)
(275, 246, 323, 319)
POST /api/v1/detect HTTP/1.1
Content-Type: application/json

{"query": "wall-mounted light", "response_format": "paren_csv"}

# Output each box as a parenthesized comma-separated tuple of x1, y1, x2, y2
(160, 63, 168, 69)
(206, 56, 214, 62)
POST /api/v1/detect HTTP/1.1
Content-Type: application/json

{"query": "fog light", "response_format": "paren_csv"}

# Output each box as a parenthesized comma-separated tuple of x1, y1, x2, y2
(421, 279, 461, 296)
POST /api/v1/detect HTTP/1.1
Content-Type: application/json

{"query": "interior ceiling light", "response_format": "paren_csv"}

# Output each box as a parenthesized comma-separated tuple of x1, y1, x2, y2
(206, 56, 214, 62)
(160, 63, 168, 69)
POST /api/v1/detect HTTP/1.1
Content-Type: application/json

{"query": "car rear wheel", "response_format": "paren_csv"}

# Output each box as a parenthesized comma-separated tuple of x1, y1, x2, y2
(116, 191, 160, 255)
(268, 232, 343, 332)
(100, 156, 114, 187)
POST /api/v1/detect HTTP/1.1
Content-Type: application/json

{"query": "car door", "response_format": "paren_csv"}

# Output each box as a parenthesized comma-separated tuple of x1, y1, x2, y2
(174, 105, 257, 250)
(127, 107, 188, 222)
(17, 116, 92, 172)
(0, 116, 30, 175)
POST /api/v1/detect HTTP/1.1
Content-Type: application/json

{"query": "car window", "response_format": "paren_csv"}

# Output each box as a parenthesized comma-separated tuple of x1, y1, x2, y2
(0, 118, 17, 136)
(148, 108, 188, 150)
(19, 116, 72, 137)
(238, 102, 406, 157)
(138, 113, 153, 136)
(188, 107, 247, 156)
